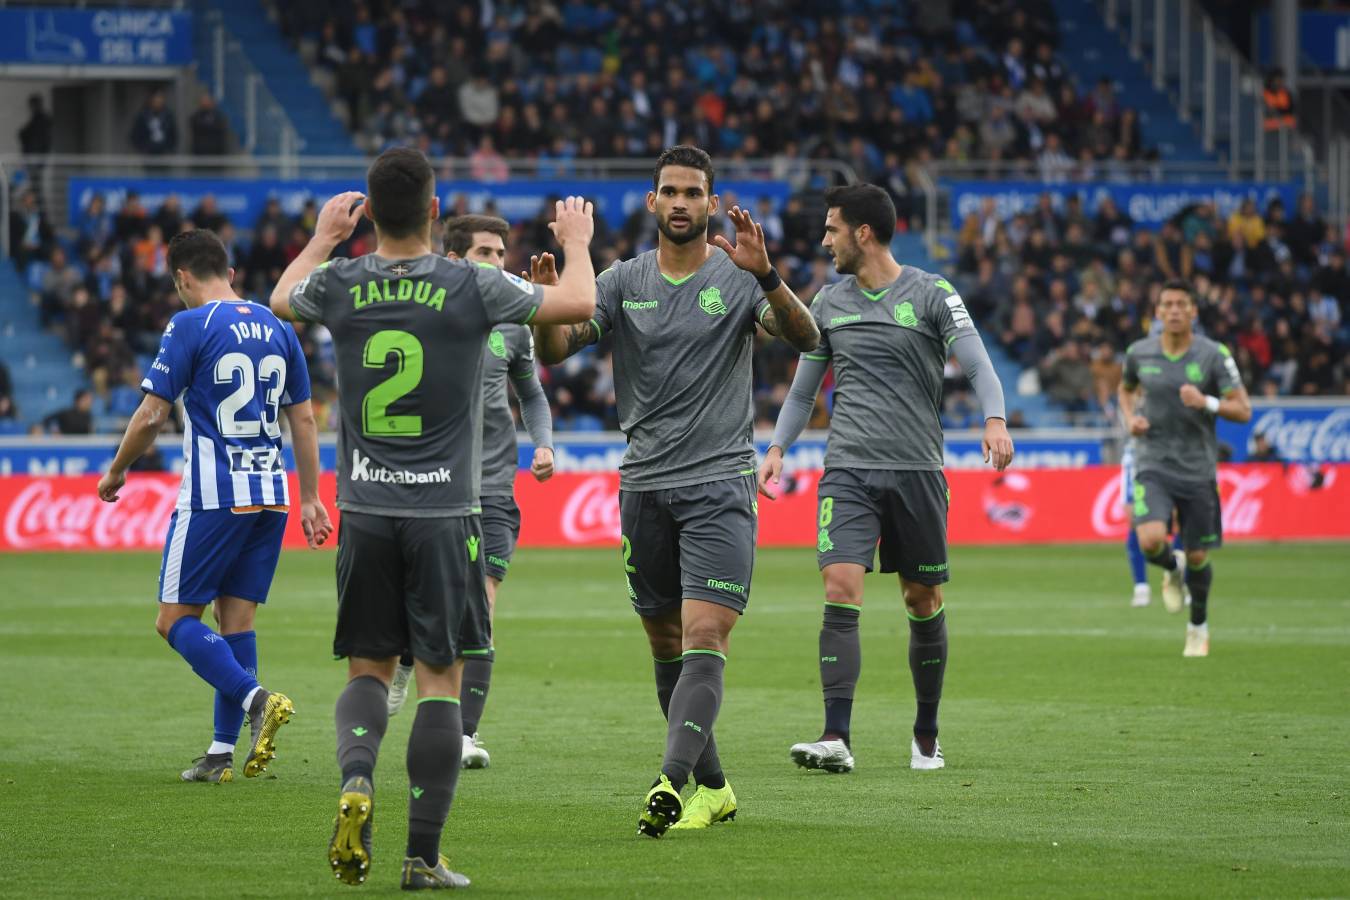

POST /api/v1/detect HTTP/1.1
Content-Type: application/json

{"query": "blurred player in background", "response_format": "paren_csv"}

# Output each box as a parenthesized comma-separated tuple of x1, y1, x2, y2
(272, 147, 596, 889)
(760, 184, 1013, 775)
(97, 229, 328, 785)
(1119, 280, 1251, 657)
(533, 145, 820, 837)
(386, 214, 557, 774)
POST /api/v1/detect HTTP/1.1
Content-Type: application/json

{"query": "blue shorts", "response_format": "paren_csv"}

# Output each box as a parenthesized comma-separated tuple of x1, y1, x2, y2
(158, 508, 288, 605)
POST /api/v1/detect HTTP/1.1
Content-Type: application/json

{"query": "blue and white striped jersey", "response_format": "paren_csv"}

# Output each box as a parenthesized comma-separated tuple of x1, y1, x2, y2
(141, 300, 311, 511)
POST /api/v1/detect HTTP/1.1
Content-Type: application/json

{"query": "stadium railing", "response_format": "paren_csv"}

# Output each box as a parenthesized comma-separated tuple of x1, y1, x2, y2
(0, 154, 859, 248)
(1100, 0, 1317, 181)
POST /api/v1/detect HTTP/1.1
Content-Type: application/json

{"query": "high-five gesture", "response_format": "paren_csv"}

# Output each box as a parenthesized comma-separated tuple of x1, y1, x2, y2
(548, 196, 594, 248)
(713, 205, 772, 277)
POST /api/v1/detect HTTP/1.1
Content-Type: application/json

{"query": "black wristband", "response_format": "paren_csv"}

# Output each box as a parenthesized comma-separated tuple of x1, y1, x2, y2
(756, 267, 782, 293)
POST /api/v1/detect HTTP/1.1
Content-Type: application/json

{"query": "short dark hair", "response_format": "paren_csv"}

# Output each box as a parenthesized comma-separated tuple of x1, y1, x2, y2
(1160, 278, 1194, 301)
(824, 183, 897, 245)
(653, 145, 715, 192)
(167, 229, 229, 280)
(443, 214, 510, 257)
(366, 147, 435, 239)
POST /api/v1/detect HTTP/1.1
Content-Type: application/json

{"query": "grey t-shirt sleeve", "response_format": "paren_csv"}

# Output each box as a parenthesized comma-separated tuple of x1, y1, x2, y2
(1212, 343, 1243, 395)
(924, 275, 979, 345)
(590, 263, 621, 341)
(950, 332, 1006, 421)
(288, 258, 341, 322)
(1122, 344, 1141, 389)
(510, 328, 553, 449)
(475, 264, 542, 325)
(770, 354, 830, 451)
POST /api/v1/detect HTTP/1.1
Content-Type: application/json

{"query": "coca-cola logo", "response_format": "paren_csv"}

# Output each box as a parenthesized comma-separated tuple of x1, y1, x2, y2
(1091, 468, 1271, 537)
(560, 476, 621, 543)
(3, 479, 178, 549)
(1249, 408, 1350, 462)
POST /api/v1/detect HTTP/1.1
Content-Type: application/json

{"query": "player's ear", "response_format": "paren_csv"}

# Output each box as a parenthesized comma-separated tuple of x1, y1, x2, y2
(429, 196, 440, 223)
(362, 200, 375, 224)
(646, 190, 657, 214)
(226, 267, 236, 284)
(708, 192, 720, 218)
(446, 251, 461, 261)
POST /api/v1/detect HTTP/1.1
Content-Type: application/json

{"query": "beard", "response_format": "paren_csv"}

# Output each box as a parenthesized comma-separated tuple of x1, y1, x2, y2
(831, 242, 861, 274)
(656, 212, 708, 245)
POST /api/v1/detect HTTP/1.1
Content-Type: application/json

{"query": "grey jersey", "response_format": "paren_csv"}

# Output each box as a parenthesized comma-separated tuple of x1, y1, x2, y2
(1122, 333, 1242, 480)
(480, 324, 543, 496)
(289, 254, 540, 516)
(585, 248, 770, 490)
(810, 267, 978, 470)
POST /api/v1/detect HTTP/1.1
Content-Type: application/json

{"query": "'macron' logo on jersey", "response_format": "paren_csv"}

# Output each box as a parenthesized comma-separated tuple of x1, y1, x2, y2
(699, 286, 728, 316)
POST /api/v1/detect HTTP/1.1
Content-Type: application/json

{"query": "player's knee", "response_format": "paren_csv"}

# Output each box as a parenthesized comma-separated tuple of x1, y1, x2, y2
(681, 621, 729, 655)
(1137, 530, 1166, 556)
(1186, 550, 1208, 568)
(822, 568, 863, 607)
(902, 582, 942, 617)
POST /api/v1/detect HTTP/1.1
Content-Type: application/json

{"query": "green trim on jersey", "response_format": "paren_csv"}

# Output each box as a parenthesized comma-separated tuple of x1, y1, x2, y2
(804, 352, 831, 361)
(860, 287, 890, 302)
(660, 270, 698, 286)
(521, 305, 538, 324)
(589, 318, 603, 340)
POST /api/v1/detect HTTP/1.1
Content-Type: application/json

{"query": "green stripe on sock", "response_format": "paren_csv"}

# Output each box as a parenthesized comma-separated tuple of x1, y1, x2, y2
(823, 601, 862, 611)
(907, 604, 945, 622)
(683, 649, 727, 661)
(653, 656, 683, 664)
(417, 696, 461, 705)
(461, 648, 494, 656)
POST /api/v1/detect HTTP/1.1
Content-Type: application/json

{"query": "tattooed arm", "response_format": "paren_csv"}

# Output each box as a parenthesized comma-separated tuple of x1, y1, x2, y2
(758, 283, 821, 352)
(713, 204, 820, 352)
(534, 320, 599, 364)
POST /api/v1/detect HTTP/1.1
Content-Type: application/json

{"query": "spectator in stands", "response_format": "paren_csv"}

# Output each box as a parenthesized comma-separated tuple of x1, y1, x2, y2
(1262, 69, 1296, 133)
(458, 70, 500, 137)
(1287, 193, 1326, 269)
(244, 224, 288, 298)
(9, 189, 52, 266)
(1249, 432, 1283, 463)
(189, 93, 228, 156)
(114, 192, 149, 242)
(18, 93, 53, 190)
(1227, 198, 1266, 249)
(43, 389, 93, 435)
(39, 245, 81, 329)
(0, 361, 12, 418)
(190, 194, 228, 233)
(153, 194, 184, 237)
(130, 89, 178, 156)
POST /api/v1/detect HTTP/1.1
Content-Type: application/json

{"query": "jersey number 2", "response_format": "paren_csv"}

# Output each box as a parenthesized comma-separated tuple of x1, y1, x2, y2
(363, 330, 424, 436)
(215, 352, 286, 439)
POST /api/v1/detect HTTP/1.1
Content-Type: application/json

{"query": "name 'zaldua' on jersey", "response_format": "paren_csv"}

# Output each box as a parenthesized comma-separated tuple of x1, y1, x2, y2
(288, 255, 539, 516)
(807, 267, 978, 470)
(1122, 333, 1243, 479)
(590, 248, 771, 490)
(142, 299, 311, 511)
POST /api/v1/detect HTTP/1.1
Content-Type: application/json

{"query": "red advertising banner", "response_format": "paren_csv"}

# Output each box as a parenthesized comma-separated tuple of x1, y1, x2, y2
(1, 465, 1346, 552)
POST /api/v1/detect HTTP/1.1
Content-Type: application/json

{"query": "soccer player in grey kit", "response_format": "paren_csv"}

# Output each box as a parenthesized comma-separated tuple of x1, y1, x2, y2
(533, 145, 820, 837)
(759, 184, 1014, 774)
(272, 148, 597, 889)
(1119, 279, 1251, 658)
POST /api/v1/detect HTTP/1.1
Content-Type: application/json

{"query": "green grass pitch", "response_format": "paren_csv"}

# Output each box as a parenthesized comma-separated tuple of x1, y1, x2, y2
(2, 543, 1347, 897)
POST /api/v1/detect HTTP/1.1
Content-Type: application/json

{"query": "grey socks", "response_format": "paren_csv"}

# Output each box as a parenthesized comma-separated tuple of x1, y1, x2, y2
(406, 699, 463, 865)
(659, 652, 725, 791)
(336, 675, 389, 784)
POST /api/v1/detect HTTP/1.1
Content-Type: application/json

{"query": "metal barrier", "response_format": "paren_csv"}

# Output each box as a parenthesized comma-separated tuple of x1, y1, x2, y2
(0, 154, 858, 252)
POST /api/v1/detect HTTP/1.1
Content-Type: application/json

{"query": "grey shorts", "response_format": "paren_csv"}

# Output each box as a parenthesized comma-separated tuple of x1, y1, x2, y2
(481, 495, 521, 582)
(618, 474, 758, 616)
(816, 467, 951, 585)
(334, 511, 491, 666)
(1131, 470, 1223, 551)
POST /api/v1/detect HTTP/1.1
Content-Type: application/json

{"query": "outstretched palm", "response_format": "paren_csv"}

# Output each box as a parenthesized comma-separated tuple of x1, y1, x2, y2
(712, 205, 771, 276)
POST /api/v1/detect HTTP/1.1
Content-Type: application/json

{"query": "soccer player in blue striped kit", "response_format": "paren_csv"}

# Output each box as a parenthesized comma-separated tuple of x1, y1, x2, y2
(98, 229, 331, 783)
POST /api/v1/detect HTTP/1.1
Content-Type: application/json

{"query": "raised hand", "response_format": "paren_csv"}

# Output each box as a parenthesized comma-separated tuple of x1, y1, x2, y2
(528, 252, 559, 286)
(548, 196, 594, 247)
(712, 205, 772, 277)
(315, 191, 366, 246)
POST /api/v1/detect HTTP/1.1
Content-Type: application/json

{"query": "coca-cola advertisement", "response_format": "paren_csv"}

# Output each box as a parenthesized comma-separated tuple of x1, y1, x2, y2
(1217, 400, 1350, 463)
(2, 465, 1346, 551)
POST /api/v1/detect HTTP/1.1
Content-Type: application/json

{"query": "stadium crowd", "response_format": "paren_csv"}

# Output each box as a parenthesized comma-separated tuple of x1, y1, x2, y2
(4, 0, 1347, 434)
(953, 190, 1349, 422)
